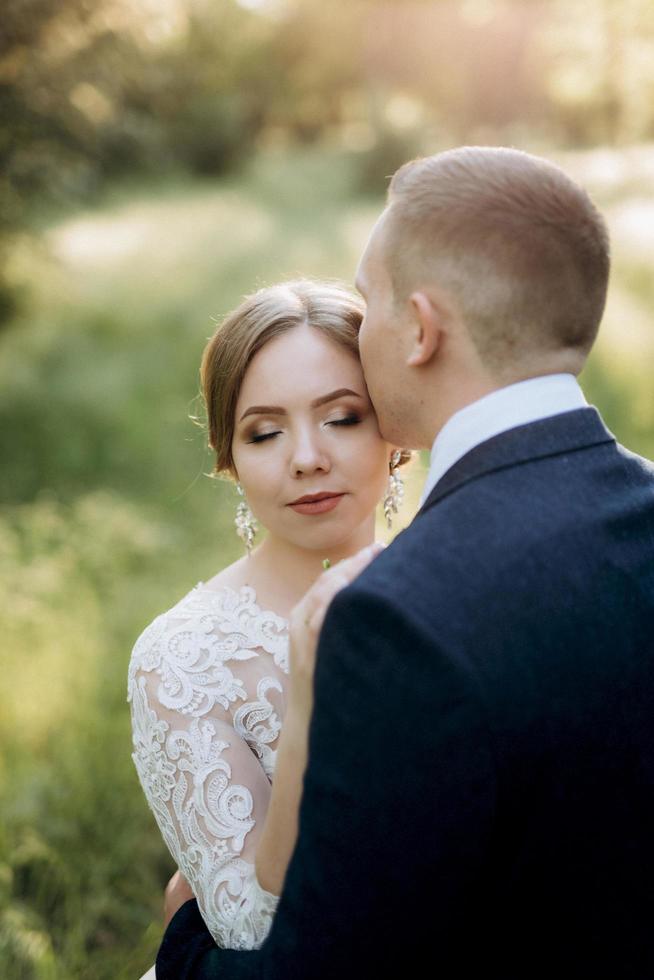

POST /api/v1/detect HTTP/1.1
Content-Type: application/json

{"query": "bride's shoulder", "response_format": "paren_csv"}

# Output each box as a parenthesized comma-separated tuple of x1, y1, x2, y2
(128, 556, 287, 676)
(128, 562, 288, 700)
(198, 554, 251, 595)
(130, 563, 245, 650)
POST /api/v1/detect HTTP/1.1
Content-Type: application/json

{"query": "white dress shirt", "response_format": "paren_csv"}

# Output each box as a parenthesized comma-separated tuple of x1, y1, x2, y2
(419, 373, 588, 507)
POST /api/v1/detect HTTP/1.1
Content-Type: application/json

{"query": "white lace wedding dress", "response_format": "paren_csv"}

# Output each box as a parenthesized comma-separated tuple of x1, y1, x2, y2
(127, 582, 291, 976)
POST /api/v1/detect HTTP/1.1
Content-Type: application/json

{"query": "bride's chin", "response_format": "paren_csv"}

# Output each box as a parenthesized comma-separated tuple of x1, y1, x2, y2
(311, 524, 373, 551)
(280, 523, 351, 550)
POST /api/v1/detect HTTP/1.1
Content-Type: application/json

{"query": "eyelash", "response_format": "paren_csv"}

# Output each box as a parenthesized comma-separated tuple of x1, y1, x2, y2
(247, 414, 361, 444)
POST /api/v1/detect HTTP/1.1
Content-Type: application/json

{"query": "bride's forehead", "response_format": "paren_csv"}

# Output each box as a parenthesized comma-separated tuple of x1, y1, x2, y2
(239, 329, 363, 399)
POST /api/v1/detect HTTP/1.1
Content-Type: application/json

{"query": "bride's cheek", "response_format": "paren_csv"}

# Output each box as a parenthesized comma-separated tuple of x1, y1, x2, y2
(358, 425, 387, 460)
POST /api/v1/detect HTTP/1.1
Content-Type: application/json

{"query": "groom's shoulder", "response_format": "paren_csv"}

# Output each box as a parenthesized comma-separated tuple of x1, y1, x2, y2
(614, 438, 654, 477)
(357, 431, 654, 610)
(351, 500, 490, 623)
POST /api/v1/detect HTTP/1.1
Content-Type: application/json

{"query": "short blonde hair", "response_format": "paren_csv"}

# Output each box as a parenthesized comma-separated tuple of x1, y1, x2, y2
(385, 146, 610, 371)
(200, 279, 411, 477)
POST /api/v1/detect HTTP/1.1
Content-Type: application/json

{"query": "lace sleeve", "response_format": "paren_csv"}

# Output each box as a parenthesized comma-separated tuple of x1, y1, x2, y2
(127, 612, 281, 950)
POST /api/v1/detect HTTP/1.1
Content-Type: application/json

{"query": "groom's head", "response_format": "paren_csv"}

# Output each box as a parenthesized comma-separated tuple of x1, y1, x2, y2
(355, 146, 610, 449)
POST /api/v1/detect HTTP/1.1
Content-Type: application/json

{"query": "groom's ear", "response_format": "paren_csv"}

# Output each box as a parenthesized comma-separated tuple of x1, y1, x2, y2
(405, 290, 442, 367)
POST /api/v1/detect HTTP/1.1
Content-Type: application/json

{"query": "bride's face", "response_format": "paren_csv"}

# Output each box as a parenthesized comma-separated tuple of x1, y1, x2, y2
(231, 323, 392, 552)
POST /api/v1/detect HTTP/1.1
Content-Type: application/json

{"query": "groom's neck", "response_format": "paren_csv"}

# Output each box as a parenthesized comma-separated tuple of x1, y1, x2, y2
(423, 374, 498, 448)
(419, 346, 587, 449)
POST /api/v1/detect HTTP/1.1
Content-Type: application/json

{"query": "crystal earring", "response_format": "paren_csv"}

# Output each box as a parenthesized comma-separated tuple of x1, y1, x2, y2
(235, 482, 257, 554)
(383, 450, 405, 529)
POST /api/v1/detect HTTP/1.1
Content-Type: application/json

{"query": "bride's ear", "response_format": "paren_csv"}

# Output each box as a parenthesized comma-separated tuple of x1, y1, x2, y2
(406, 290, 442, 367)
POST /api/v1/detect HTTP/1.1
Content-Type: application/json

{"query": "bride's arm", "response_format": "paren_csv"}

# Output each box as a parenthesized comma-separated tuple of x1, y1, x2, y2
(164, 869, 194, 926)
(129, 656, 282, 950)
(160, 705, 311, 928)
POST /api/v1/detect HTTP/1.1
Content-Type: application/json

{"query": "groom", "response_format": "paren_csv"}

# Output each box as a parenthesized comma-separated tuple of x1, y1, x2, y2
(156, 147, 654, 977)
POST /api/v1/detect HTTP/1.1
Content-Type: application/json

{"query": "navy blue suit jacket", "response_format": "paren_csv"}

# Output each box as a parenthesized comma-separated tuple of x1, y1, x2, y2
(156, 407, 654, 978)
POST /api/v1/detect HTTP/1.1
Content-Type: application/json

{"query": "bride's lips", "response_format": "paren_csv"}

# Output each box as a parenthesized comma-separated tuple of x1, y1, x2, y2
(287, 492, 346, 516)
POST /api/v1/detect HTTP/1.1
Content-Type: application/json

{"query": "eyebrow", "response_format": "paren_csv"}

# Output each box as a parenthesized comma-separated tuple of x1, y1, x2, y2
(239, 388, 363, 422)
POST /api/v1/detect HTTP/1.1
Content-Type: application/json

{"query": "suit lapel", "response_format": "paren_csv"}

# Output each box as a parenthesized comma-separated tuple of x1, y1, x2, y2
(417, 407, 615, 517)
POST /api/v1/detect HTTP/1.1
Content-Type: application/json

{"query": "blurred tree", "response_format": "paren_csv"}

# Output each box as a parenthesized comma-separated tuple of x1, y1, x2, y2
(543, 0, 654, 145)
(3, 0, 654, 324)
(1, 0, 93, 319)
(0, 0, 273, 324)
(360, 1, 550, 141)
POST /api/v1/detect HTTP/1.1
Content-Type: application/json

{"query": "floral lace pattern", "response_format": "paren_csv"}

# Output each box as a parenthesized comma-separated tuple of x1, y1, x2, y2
(234, 676, 284, 780)
(127, 583, 290, 949)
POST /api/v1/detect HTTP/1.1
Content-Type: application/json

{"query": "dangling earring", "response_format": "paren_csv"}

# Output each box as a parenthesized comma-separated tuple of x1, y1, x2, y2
(235, 482, 257, 554)
(383, 450, 405, 530)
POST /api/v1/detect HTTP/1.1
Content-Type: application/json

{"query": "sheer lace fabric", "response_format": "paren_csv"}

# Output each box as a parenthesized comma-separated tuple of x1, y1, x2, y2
(127, 583, 290, 950)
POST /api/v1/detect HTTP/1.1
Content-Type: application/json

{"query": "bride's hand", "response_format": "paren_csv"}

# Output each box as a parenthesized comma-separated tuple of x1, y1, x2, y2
(287, 542, 385, 723)
(163, 869, 195, 927)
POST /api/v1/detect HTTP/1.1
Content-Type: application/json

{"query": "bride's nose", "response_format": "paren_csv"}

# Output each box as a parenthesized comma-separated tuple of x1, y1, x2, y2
(289, 428, 331, 477)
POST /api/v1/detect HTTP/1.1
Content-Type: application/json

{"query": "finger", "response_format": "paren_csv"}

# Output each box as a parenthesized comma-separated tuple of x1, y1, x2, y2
(325, 545, 379, 586)
(299, 545, 382, 617)
(307, 605, 327, 635)
(302, 571, 351, 616)
(336, 540, 385, 573)
(291, 543, 385, 627)
(302, 572, 354, 633)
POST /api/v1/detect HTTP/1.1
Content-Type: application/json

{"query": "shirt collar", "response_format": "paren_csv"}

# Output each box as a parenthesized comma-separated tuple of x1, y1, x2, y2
(419, 374, 588, 506)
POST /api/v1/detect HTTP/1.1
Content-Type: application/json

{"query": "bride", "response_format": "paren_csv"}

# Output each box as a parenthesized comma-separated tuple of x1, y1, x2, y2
(127, 279, 409, 975)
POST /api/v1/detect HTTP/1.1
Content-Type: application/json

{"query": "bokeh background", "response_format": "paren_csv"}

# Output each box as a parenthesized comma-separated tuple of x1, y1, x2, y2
(1, 1, 653, 976)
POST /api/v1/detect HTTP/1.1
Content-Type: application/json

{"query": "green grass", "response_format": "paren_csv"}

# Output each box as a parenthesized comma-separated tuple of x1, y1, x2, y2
(0, 145, 652, 978)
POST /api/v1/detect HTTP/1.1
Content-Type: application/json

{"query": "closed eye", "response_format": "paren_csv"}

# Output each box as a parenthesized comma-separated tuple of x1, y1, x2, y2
(248, 431, 280, 444)
(327, 414, 361, 427)
(247, 415, 361, 444)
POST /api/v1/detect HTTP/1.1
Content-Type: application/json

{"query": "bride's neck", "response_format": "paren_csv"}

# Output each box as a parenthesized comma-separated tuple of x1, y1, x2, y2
(245, 518, 376, 614)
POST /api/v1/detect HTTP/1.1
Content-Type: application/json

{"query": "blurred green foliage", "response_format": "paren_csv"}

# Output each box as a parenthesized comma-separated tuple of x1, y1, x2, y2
(4, 0, 654, 319)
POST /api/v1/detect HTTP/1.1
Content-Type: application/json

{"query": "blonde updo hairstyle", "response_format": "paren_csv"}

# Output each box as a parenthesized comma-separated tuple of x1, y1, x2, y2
(200, 279, 412, 478)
